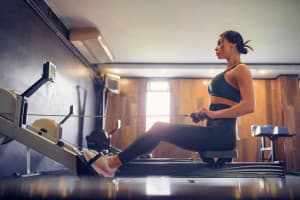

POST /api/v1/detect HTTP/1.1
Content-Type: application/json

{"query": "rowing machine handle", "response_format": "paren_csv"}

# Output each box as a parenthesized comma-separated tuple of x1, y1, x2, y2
(190, 113, 207, 123)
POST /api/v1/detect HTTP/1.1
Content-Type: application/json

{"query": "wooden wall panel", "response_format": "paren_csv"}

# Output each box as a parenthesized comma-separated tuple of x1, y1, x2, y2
(272, 76, 300, 172)
(107, 79, 147, 150)
(236, 80, 270, 162)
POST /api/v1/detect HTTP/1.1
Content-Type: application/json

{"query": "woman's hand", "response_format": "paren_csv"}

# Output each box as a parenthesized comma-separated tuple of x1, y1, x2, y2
(198, 108, 216, 120)
(191, 108, 218, 123)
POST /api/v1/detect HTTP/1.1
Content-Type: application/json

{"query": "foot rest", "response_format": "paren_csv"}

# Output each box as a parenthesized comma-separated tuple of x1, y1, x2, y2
(202, 149, 237, 159)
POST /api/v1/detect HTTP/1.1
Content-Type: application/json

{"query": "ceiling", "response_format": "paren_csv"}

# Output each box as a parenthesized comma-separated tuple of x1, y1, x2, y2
(45, 0, 300, 78)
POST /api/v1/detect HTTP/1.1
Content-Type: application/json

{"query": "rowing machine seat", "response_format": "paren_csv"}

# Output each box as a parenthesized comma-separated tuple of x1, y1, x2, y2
(200, 149, 237, 168)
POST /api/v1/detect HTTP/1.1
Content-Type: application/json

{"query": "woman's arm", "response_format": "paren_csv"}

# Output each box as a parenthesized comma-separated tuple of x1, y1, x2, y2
(201, 64, 255, 119)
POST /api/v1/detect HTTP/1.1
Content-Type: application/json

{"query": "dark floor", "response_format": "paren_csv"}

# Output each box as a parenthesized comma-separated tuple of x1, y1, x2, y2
(1, 173, 300, 200)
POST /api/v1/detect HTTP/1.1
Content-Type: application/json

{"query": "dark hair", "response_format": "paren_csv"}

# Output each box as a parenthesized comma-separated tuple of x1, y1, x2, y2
(220, 30, 253, 54)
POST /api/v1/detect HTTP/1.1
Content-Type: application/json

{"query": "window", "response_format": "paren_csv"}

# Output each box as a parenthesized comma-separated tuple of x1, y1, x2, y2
(146, 81, 170, 131)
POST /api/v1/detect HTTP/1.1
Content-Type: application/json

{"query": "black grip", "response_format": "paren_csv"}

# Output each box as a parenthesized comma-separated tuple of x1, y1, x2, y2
(190, 113, 207, 123)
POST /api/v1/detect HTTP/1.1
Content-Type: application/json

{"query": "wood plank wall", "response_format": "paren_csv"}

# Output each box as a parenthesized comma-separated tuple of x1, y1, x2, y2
(106, 77, 300, 171)
(272, 76, 300, 171)
(106, 79, 147, 150)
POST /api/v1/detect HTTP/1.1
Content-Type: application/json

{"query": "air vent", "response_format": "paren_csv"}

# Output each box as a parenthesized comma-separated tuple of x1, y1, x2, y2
(69, 27, 113, 64)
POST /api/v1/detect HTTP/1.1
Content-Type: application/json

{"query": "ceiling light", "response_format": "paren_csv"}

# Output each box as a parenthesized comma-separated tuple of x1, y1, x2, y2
(258, 70, 266, 74)
(161, 69, 167, 74)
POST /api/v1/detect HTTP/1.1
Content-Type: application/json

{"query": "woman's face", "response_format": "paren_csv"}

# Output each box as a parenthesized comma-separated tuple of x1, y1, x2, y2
(215, 37, 234, 59)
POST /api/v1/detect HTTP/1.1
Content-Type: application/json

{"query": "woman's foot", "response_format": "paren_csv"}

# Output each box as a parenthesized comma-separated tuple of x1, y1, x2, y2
(83, 149, 118, 177)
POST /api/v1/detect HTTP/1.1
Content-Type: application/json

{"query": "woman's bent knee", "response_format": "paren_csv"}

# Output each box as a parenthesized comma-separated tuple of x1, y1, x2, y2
(149, 122, 168, 131)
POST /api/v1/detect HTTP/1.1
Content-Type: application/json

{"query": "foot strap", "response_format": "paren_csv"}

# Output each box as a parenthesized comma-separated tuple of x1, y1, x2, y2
(87, 152, 102, 166)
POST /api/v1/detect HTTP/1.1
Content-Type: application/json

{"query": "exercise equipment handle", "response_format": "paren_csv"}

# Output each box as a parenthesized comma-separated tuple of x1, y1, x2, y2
(190, 113, 207, 123)
(59, 105, 74, 125)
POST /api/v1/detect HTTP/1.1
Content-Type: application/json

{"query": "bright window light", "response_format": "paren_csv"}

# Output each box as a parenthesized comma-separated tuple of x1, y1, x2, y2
(148, 81, 169, 91)
(146, 81, 170, 131)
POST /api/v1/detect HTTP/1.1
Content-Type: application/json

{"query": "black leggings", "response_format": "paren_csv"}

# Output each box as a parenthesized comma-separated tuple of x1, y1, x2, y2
(118, 104, 237, 164)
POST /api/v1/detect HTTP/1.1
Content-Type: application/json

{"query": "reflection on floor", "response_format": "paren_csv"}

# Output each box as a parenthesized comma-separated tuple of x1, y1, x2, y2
(0, 173, 300, 199)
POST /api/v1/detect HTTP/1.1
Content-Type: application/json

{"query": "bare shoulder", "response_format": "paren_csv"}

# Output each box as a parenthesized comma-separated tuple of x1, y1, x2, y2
(235, 64, 252, 76)
(236, 63, 250, 71)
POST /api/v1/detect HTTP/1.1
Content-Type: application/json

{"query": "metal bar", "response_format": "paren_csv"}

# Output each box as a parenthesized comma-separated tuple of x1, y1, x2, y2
(21, 78, 48, 98)
(271, 140, 276, 162)
(26, 146, 31, 175)
(261, 137, 265, 161)
(26, 0, 92, 68)
(102, 88, 107, 129)
(0, 113, 192, 118)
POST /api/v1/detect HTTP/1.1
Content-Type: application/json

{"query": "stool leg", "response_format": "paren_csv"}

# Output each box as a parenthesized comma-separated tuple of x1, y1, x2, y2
(271, 139, 276, 161)
(261, 137, 265, 161)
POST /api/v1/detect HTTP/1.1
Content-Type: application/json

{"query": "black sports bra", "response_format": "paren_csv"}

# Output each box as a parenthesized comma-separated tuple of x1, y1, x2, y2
(208, 65, 241, 102)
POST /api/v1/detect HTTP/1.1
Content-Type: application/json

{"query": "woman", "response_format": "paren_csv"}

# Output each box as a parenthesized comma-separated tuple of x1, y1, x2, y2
(83, 30, 255, 177)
